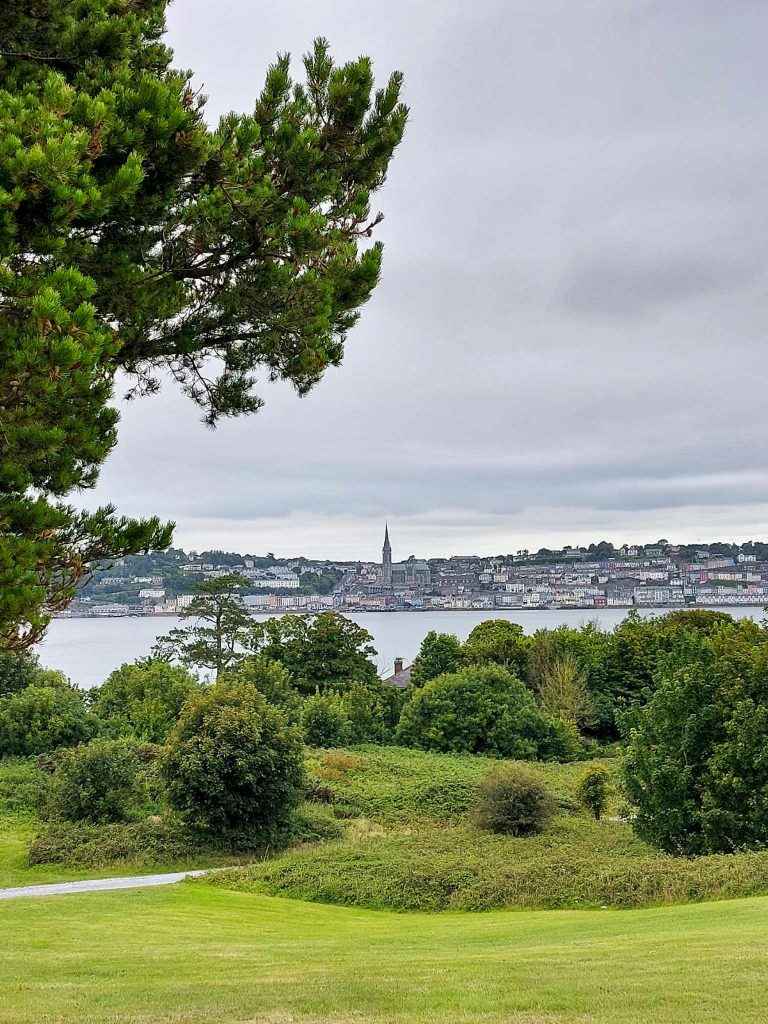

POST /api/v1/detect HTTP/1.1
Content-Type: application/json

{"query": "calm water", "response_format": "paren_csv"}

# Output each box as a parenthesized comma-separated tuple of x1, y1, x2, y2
(35, 606, 767, 689)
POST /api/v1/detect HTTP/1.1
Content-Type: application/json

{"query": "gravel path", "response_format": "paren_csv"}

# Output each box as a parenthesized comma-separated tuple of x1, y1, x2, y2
(0, 869, 209, 901)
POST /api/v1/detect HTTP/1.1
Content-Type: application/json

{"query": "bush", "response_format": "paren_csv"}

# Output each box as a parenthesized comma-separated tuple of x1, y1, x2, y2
(226, 656, 302, 722)
(577, 763, 611, 819)
(472, 764, 556, 836)
(161, 681, 305, 847)
(462, 619, 529, 677)
(27, 816, 206, 868)
(47, 738, 143, 823)
(395, 665, 554, 759)
(0, 685, 95, 756)
(341, 683, 387, 743)
(302, 692, 350, 747)
(89, 659, 200, 743)
(289, 803, 345, 844)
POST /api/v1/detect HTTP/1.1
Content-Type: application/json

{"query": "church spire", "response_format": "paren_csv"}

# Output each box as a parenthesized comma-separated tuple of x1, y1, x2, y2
(382, 522, 392, 587)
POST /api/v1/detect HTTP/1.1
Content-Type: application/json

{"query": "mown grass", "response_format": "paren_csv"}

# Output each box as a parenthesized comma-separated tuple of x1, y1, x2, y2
(213, 745, 768, 912)
(2, 884, 768, 1023)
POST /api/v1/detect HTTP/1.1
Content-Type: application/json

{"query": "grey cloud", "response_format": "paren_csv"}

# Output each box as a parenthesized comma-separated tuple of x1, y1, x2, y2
(78, 0, 768, 558)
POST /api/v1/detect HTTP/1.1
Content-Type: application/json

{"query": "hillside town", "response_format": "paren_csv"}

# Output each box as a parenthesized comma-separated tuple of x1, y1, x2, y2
(60, 527, 768, 618)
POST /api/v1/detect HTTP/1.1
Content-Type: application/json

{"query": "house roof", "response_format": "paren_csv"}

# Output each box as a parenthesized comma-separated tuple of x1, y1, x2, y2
(383, 664, 413, 688)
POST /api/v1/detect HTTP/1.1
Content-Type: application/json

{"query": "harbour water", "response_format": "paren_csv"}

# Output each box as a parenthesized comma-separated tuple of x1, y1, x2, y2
(35, 606, 767, 689)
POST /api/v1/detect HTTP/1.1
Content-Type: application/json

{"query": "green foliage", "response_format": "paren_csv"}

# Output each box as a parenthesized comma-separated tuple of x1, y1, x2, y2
(153, 575, 254, 679)
(621, 620, 768, 854)
(0, 651, 41, 696)
(0, 685, 95, 756)
(161, 681, 305, 846)
(89, 659, 200, 742)
(409, 631, 462, 686)
(577, 763, 611, 820)
(253, 612, 378, 693)
(462, 619, 529, 677)
(472, 764, 556, 836)
(0, 757, 48, 816)
(227, 656, 302, 722)
(221, 820, 768, 912)
(27, 816, 212, 869)
(47, 738, 142, 824)
(340, 683, 387, 743)
(395, 665, 555, 759)
(289, 803, 345, 844)
(1, 5, 406, 649)
(302, 692, 350, 748)
(304, 746, 494, 822)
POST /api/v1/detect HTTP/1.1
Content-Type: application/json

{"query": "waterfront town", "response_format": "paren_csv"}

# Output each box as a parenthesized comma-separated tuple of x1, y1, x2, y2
(61, 527, 768, 618)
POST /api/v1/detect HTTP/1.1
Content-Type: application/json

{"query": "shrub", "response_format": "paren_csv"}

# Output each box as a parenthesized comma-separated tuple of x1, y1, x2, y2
(341, 683, 387, 743)
(226, 656, 302, 722)
(289, 803, 345, 843)
(577, 763, 611, 819)
(0, 686, 95, 756)
(472, 764, 556, 836)
(89, 659, 200, 743)
(161, 681, 304, 847)
(27, 816, 205, 868)
(302, 692, 350, 747)
(47, 738, 143, 823)
(395, 665, 553, 759)
(214, 820, 768, 912)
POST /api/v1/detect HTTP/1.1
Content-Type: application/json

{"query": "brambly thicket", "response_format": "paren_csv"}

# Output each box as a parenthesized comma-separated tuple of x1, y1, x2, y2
(3, 608, 768, 909)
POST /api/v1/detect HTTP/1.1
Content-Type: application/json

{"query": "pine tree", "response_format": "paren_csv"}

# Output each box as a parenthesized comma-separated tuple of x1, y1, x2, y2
(0, 1, 407, 647)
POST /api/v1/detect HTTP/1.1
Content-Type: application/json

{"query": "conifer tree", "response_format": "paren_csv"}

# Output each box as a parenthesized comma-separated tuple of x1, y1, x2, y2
(0, 1, 407, 648)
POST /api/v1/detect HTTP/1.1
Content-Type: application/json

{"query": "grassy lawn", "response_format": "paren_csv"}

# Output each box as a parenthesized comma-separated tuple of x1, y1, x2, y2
(1, 884, 768, 1023)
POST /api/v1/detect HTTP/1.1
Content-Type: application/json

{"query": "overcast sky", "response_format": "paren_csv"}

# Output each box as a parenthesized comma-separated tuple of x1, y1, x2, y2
(86, 0, 768, 560)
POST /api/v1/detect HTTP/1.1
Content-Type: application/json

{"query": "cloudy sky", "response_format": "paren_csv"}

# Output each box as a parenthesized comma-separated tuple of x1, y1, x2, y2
(88, 0, 768, 560)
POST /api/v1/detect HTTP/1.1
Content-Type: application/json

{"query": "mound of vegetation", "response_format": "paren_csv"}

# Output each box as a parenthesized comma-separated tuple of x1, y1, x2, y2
(208, 745, 768, 912)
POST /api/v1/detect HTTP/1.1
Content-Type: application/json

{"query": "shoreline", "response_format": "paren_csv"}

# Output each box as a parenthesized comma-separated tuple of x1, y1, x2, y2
(53, 601, 767, 621)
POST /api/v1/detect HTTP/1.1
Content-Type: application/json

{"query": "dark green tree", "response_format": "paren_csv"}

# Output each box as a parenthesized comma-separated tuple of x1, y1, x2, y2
(409, 630, 462, 686)
(162, 681, 305, 846)
(301, 691, 350, 748)
(253, 612, 378, 693)
(621, 620, 768, 854)
(89, 658, 200, 742)
(395, 665, 554, 759)
(462, 619, 530, 677)
(153, 574, 253, 680)
(1, 2, 407, 648)
(0, 683, 95, 755)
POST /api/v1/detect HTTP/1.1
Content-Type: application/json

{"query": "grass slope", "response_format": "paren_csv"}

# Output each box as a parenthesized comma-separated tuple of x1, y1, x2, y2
(2, 885, 768, 1023)
(220, 746, 768, 912)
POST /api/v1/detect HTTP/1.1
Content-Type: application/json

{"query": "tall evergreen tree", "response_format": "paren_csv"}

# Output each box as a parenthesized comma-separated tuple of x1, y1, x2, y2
(0, 1, 407, 648)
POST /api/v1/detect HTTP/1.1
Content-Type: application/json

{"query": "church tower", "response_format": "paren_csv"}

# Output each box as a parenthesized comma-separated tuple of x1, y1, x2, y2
(382, 523, 392, 587)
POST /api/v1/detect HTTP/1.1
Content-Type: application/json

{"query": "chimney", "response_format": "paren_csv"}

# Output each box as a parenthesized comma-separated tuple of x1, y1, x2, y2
(393, 657, 404, 676)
